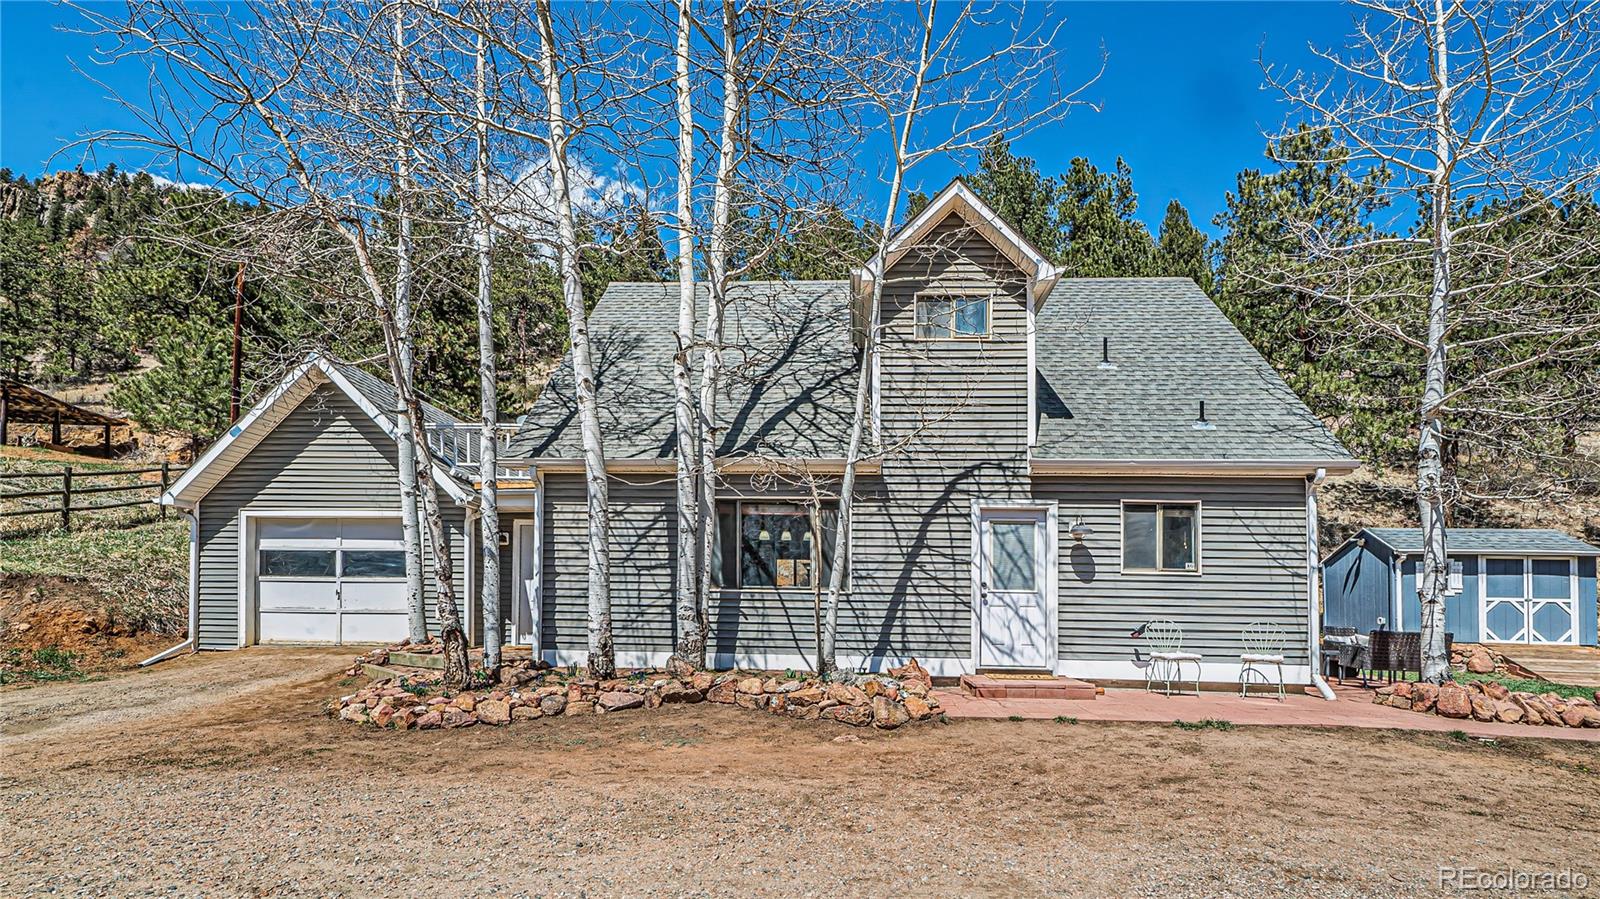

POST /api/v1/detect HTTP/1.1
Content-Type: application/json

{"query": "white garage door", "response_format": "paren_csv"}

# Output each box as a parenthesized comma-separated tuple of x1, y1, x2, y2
(256, 517, 409, 644)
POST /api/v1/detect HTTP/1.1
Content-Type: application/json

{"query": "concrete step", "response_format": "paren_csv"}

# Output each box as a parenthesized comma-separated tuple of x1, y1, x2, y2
(386, 651, 446, 670)
(960, 673, 1097, 700)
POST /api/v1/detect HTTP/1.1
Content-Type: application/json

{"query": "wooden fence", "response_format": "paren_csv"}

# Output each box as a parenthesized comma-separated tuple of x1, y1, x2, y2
(0, 462, 186, 529)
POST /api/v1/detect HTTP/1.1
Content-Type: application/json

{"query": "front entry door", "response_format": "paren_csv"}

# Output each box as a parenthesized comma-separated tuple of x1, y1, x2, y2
(511, 521, 541, 647)
(976, 509, 1051, 669)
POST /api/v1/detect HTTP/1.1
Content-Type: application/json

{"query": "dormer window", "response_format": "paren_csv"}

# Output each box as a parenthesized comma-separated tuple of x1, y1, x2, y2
(915, 293, 990, 339)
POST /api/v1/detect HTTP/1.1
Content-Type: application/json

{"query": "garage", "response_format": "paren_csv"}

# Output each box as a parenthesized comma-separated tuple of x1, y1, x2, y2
(254, 516, 409, 644)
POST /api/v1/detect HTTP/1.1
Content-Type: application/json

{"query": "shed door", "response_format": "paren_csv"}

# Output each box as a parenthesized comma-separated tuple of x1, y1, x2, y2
(1481, 557, 1577, 645)
(256, 517, 408, 644)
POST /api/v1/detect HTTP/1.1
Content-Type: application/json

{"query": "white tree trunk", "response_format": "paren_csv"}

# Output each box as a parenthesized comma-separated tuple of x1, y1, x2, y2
(696, 0, 739, 639)
(670, 0, 705, 668)
(393, 1, 427, 645)
(536, 0, 614, 679)
(1418, 0, 1454, 685)
(474, 27, 502, 671)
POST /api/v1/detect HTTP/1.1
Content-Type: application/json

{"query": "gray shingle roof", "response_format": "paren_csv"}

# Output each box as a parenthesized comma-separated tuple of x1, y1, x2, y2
(512, 277, 1354, 466)
(1363, 528, 1600, 556)
(329, 358, 464, 430)
(1033, 278, 1353, 462)
(509, 282, 858, 459)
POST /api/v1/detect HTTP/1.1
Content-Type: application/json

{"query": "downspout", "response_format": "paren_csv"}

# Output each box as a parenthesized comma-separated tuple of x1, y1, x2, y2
(140, 500, 200, 667)
(1306, 469, 1336, 700)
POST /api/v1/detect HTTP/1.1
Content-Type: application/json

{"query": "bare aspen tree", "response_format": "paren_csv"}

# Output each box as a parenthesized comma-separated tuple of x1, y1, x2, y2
(669, 0, 704, 668)
(473, 22, 502, 672)
(77, 1, 474, 684)
(1267, 0, 1600, 682)
(392, 0, 429, 646)
(533, 0, 615, 679)
(818, 0, 1094, 677)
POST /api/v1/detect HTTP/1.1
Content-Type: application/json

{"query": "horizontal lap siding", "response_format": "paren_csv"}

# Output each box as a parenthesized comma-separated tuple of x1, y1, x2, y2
(195, 383, 467, 649)
(541, 474, 675, 653)
(848, 214, 1032, 661)
(1030, 477, 1311, 664)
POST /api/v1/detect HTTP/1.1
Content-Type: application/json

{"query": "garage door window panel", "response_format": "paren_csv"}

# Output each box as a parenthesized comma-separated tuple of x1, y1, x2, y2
(259, 549, 336, 578)
(341, 550, 406, 578)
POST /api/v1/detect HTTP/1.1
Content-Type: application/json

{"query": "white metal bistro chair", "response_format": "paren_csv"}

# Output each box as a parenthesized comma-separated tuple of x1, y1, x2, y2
(1144, 619, 1201, 696)
(1238, 621, 1287, 700)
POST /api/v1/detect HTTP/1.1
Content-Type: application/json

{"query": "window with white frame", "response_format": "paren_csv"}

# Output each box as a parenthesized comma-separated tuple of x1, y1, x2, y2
(1122, 502, 1199, 573)
(914, 294, 990, 339)
(712, 500, 844, 590)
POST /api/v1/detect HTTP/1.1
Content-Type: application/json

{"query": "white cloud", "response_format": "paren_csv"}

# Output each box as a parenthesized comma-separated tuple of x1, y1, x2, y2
(495, 156, 643, 247)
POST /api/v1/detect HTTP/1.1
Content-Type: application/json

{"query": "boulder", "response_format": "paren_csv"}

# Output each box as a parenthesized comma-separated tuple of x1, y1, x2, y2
(1412, 683, 1439, 713)
(1470, 695, 1495, 722)
(566, 700, 595, 716)
(826, 684, 868, 706)
(888, 658, 933, 691)
(786, 687, 826, 706)
(416, 711, 443, 730)
(1560, 704, 1595, 729)
(1435, 683, 1472, 719)
(862, 680, 885, 699)
(1391, 681, 1414, 699)
(476, 699, 512, 725)
(443, 709, 478, 728)
(707, 679, 739, 704)
(690, 673, 716, 692)
(511, 705, 543, 721)
(736, 677, 765, 695)
(821, 702, 874, 727)
(659, 685, 704, 704)
(1526, 697, 1562, 726)
(735, 692, 761, 710)
(454, 693, 477, 713)
(786, 702, 821, 720)
(339, 705, 369, 724)
(539, 694, 568, 716)
(1511, 693, 1546, 725)
(903, 695, 933, 721)
(665, 657, 697, 679)
(1494, 701, 1525, 725)
(1465, 647, 1496, 674)
(534, 685, 566, 698)
(1481, 680, 1510, 701)
(598, 691, 645, 712)
(871, 695, 910, 730)
(645, 691, 664, 709)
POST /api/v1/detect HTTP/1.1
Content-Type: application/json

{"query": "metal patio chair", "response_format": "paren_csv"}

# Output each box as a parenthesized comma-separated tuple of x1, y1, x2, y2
(1144, 619, 1201, 696)
(1239, 621, 1288, 700)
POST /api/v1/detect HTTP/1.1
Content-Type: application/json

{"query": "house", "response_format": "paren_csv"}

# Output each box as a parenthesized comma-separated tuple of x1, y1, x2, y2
(161, 180, 1360, 687)
(1322, 527, 1600, 647)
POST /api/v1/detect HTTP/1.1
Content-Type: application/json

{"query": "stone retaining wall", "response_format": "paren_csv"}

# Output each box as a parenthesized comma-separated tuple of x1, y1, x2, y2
(331, 659, 942, 731)
(1373, 680, 1600, 729)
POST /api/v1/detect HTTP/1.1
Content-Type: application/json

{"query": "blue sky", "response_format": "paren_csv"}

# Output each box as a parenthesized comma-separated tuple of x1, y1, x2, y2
(1, 1, 1358, 237)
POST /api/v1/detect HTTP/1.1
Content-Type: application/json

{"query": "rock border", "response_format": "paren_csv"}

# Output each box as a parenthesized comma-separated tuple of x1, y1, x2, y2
(1374, 679, 1600, 729)
(331, 658, 942, 731)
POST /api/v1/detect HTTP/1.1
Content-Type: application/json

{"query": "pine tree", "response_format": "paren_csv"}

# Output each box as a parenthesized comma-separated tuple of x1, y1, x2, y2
(1151, 200, 1213, 294)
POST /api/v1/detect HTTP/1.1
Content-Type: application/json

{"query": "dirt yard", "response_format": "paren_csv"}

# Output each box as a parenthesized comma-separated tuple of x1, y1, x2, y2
(2, 650, 1597, 898)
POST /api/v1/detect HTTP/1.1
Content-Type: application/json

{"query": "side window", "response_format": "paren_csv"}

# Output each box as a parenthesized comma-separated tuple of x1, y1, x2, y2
(914, 295, 989, 339)
(1122, 502, 1200, 573)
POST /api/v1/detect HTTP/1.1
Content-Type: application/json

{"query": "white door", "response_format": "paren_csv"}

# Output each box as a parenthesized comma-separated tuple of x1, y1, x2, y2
(1482, 556, 1577, 645)
(976, 509, 1052, 669)
(256, 517, 408, 644)
(510, 520, 541, 646)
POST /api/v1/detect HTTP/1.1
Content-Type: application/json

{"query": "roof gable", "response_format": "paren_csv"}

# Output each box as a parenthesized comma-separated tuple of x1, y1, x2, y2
(162, 354, 470, 507)
(854, 179, 1060, 303)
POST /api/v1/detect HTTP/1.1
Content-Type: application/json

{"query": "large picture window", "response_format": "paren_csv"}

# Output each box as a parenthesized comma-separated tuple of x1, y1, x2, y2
(915, 294, 990, 339)
(713, 500, 844, 590)
(1122, 502, 1199, 573)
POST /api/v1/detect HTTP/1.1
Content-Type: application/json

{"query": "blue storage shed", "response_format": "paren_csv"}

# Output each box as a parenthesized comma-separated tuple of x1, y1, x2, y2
(1322, 528, 1599, 646)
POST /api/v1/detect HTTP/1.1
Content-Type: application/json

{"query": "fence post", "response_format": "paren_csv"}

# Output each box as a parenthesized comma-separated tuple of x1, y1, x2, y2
(160, 460, 170, 520)
(61, 466, 72, 531)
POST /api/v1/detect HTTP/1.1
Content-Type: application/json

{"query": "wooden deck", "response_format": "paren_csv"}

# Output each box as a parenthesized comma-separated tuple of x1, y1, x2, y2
(1485, 643, 1600, 687)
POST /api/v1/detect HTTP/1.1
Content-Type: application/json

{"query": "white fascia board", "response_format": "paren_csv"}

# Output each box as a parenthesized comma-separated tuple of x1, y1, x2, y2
(854, 179, 1056, 294)
(161, 359, 322, 506)
(1029, 458, 1362, 478)
(526, 457, 880, 476)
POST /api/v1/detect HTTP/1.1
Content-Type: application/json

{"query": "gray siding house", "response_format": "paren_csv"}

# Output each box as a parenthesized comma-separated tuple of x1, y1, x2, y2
(163, 180, 1358, 686)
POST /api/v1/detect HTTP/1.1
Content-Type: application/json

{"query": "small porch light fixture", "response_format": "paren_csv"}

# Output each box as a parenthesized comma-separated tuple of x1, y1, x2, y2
(1068, 517, 1094, 543)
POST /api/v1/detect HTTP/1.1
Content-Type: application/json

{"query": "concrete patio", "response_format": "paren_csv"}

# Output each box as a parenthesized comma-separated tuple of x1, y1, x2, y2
(933, 683, 1600, 742)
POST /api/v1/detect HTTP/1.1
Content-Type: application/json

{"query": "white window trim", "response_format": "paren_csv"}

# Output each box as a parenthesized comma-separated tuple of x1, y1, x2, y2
(912, 289, 994, 341)
(969, 500, 1059, 671)
(1478, 554, 1578, 645)
(715, 496, 850, 594)
(1118, 499, 1204, 576)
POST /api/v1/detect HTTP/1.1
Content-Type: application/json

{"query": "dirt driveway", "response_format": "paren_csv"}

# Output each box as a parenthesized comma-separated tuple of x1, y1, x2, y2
(2, 650, 1597, 898)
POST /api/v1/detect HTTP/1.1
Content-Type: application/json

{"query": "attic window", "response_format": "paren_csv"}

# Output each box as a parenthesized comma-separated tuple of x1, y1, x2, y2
(915, 294, 989, 339)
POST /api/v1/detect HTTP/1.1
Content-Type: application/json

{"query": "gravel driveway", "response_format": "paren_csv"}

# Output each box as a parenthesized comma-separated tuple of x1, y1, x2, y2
(2, 650, 1597, 897)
